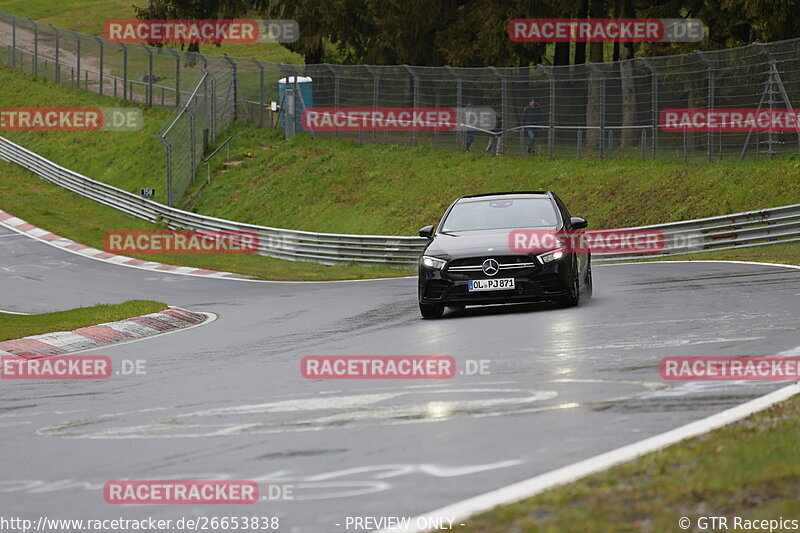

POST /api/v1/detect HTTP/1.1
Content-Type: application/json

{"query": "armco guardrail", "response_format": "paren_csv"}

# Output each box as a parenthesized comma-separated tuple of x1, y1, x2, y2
(1, 135, 798, 265)
(591, 204, 800, 261)
(0, 136, 425, 265)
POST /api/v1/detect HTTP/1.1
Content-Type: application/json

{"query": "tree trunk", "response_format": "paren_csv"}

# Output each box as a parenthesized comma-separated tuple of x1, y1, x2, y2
(573, 0, 588, 67)
(617, 0, 636, 148)
(585, 0, 605, 149)
(554, 42, 570, 66)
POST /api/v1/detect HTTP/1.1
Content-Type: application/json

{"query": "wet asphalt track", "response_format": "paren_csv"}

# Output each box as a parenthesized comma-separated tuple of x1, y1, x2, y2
(1, 223, 799, 532)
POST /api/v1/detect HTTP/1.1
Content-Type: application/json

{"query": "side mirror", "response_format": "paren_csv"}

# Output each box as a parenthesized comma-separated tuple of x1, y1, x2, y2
(418, 225, 434, 239)
(570, 217, 588, 229)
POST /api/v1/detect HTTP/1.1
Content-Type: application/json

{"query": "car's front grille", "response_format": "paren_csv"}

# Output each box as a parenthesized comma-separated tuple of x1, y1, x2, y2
(448, 255, 531, 268)
(447, 255, 536, 274)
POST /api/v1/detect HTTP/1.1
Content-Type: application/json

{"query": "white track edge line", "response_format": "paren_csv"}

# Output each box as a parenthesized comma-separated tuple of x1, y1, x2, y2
(379, 381, 800, 533)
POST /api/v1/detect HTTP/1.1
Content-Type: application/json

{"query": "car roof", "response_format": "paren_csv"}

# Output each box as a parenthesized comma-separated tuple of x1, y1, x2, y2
(457, 191, 553, 202)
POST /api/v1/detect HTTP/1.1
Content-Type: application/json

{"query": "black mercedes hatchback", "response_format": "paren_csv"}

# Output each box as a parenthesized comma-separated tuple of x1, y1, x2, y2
(417, 191, 592, 318)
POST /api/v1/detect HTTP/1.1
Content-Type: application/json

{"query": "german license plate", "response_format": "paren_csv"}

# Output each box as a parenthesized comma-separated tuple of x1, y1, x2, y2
(468, 278, 515, 292)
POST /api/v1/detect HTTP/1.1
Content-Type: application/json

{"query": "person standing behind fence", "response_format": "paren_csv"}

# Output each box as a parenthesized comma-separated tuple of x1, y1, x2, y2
(463, 102, 477, 152)
(521, 99, 542, 155)
(485, 110, 503, 155)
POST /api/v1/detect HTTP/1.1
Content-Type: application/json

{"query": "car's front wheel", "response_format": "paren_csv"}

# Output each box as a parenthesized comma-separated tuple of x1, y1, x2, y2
(557, 258, 581, 307)
(419, 302, 444, 319)
(583, 261, 593, 300)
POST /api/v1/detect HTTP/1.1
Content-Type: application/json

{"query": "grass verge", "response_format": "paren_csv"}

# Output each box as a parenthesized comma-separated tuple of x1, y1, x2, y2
(455, 392, 800, 532)
(193, 124, 800, 235)
(0, 300, 167, 342)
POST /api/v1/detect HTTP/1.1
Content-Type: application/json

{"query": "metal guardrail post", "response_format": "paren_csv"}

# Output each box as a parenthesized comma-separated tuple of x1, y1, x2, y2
(639, 57, 658, 158)
(696, 51, 715, 162)
(608, 130, 614, 158)
(155, 134, 173, 207)
(324, 64, 340, 137)
(163, 47, 180, 107)
(252, 58, 264, 127)
(403, 65, 419, 146)
(489, 66, 507, 154)
(68, 30, 80, 89)
(92, 35, 103, 95)
(11, 16, 15, 68)
(47, 24, 60, 83)
(683, 126, 688, 162)
(445, 66, 461, 150)
(589, 63, 607, 159)
(141, 44, 153, 106)
(223, 54, 238, 120)
(209, 73, 217, 141)
(187, 108, 196, 182)
(641, 129, 647, 158)
(119, 43, 127, 100)
(365, 65, 379, 141)
(28, 17, 38, 76)
(539, 65, 556, 155)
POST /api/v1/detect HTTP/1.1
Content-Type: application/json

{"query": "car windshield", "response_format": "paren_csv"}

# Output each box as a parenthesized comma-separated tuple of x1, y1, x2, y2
(441, 197, 559, 232)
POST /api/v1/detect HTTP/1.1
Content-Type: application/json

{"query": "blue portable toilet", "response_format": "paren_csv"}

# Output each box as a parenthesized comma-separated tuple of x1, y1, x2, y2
(278, 76, 313, 133)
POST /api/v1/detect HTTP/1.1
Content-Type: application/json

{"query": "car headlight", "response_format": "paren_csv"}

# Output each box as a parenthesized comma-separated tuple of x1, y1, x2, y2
(537, 249, 566, 264)
(421, 255, 447, 269)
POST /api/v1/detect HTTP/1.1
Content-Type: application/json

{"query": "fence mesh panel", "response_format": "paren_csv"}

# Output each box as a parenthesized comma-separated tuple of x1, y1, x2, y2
(3, 10, 800, 205)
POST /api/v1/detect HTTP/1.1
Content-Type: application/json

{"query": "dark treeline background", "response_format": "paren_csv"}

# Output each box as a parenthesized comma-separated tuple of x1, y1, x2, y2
(136, 0, 800, 66)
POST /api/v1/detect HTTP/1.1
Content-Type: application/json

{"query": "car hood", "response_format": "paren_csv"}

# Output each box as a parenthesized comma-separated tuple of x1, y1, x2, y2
(425, 229, 558, 258)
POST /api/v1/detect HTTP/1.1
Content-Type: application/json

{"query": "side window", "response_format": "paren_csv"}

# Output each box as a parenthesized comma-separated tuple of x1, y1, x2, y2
(551, 194, 571, 227)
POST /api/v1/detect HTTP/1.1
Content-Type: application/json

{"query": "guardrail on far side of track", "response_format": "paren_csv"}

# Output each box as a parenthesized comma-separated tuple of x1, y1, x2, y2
(1, 135, 798, 265)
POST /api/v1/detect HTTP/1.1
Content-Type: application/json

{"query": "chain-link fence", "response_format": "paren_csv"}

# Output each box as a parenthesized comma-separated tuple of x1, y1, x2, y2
(2, 11, 800, 205)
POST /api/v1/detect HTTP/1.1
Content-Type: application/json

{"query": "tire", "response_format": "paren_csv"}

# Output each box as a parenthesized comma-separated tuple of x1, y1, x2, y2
(419, 302, 445, 319)
(583, 261, 593, 300)
(557, 259, 581, 307)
